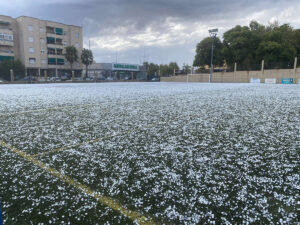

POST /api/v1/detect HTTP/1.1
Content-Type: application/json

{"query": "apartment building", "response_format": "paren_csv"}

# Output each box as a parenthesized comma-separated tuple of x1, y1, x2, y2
(0, 15, 16, 62)
(0, 15, 83, 77)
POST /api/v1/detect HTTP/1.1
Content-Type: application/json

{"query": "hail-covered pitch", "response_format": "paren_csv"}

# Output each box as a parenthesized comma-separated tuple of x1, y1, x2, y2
(0, 82, 299, 224)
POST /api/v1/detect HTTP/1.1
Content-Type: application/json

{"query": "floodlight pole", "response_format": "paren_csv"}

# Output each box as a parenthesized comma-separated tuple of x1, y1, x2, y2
(209, 29, 218, 83)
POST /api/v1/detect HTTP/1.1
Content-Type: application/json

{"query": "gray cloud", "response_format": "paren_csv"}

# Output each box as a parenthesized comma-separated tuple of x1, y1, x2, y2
(1, 0, 300, 66)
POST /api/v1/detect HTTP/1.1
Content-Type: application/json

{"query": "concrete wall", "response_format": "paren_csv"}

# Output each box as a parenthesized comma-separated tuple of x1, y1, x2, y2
(161, 69, 300, 84)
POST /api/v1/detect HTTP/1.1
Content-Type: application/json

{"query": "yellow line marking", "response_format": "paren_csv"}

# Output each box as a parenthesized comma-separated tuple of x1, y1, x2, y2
(31, 122, 162, 158)
(0, 140, 156, 225)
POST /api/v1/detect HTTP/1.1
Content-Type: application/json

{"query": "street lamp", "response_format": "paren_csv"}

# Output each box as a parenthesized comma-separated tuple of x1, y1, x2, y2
(208, 28, 218, 83)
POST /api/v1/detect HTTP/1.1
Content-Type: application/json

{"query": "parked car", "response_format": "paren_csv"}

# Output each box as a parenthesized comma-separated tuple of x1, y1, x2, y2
(151, 77, 160, 82)
(106, 77, 114, 81)
(17, 76, 34, 82)
(61, 75, 69, 81)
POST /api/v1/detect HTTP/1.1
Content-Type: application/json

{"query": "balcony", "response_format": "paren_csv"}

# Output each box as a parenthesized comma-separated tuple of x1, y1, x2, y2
(46, 26, 64, 35)
(0, 40, 13, 46)
(47, 37, 63, 46)
(0, 20, 10, 26)
(56, 49, 63, 55)
(0, 31, 14, 46)
(46, 26, 55, 34)
(55, 28, 63, 35)
(0, 49, 14, 56)
(0, 55, 14, 61)
(57, 58, 64, 65)
(47, 57, 65, 65)
(47, 47, 56, 55)
(48, 58, 56, 65)
(47, 48, 64, 56)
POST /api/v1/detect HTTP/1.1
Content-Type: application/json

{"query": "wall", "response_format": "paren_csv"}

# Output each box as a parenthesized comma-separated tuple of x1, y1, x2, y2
(161, 69, 300, 84)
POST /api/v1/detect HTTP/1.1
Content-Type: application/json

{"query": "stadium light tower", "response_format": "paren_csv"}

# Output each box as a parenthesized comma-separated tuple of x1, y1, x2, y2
(208, 28, 218, 83)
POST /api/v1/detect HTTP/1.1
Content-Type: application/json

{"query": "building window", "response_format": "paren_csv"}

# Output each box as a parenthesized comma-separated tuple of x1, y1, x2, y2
(41, 59, 47, 64)
(28, 36, 34, 42)
(41, 49, 45, 54)
(55, 28, 63, 35)
(57, 58, 64, 65)
(56, 49, 63, 55)
(47, 37, 55, 44)
(56, 38, 63, 45)
(40, 38, 45, 44)
(63, 41, 68, 46)
(47, 48, 56, 55)
(48, 58, 56, 65)
(0, 33, 13, 41)
(40, 27, 44, 32)
(29, 47, 35, 53)
(29, 58, 36, 64)
(28, 25, 33, 31)
(75, 32, 79, 39)
(46, 26, 55, 34)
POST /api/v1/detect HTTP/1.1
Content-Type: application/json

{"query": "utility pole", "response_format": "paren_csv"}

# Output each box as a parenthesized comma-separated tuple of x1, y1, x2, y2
(209, 29, 218, 83)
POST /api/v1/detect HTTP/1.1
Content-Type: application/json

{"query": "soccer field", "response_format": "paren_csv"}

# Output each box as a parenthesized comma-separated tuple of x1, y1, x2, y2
(0, 82, 299, 224)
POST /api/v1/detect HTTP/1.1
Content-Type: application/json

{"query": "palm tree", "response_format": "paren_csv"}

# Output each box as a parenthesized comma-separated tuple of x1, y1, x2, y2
(81, 48, 94, 78)
(65, 46, 78, 78)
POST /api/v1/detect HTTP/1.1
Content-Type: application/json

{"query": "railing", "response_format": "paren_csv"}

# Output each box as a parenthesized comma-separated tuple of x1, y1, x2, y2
(0, 49, 13, 54)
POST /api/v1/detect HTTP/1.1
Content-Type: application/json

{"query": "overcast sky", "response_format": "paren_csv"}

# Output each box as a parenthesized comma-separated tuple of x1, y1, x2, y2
(1, 0, 300, 67)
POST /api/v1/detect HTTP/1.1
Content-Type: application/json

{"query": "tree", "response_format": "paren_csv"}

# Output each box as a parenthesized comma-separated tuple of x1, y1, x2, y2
(159, 64, 169, 76)
(65, 46, 78, 71)
(256, 41, 296, 68)
(193, 37, 223, 67)
(293, 29, 300, 57)
(147, 63, 159, 77)
(13, 60, 26, 79)
(168, 62, 179, 75)
(222, 25, 261, 68)
(81, 48, 94, 78)
(0, 60, 25, 81)
(182, 63, 191, 74)
(256, 23, 297, 68)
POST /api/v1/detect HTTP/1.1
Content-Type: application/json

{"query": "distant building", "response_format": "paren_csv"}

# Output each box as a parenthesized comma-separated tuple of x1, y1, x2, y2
(85, 63, 147, 80)
(0, 15, 83, 77)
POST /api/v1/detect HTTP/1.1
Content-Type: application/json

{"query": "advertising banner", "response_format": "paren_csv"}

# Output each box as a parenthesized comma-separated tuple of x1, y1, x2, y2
(265, 78, 276, 84)
(112, 63, 139, 71)
(281, 78, 293, 84)
(250, 78, 261, 83)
